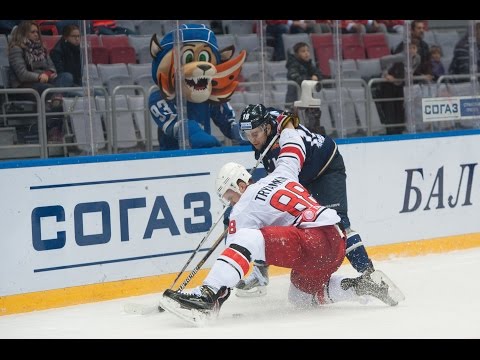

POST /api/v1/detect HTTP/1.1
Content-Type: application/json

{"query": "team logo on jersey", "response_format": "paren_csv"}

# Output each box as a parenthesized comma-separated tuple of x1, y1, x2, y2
(301, 206, 320, 222)
(302, 209, 315, 221)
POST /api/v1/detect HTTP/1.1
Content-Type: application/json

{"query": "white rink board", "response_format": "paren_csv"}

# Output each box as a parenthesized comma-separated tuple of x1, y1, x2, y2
(341, 135, 478, 246)
(0, 132, 479, 296)
(0, 151, 255, 296)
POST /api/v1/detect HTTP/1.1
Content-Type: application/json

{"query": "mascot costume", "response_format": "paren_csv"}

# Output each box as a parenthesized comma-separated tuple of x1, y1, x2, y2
(149, 23, 247, 150)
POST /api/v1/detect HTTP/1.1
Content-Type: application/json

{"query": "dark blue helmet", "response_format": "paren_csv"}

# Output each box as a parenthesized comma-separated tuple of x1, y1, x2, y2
(238, 104, 275, 141)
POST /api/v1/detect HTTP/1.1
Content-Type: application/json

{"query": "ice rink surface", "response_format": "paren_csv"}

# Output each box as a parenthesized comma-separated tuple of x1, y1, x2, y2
(1, 247, 479, 339)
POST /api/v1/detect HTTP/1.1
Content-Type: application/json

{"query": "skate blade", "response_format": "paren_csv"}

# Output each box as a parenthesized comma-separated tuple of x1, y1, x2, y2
(158, 294, 211, 327)
(235, 285, 268, 298)
(370, 270, 406, 304)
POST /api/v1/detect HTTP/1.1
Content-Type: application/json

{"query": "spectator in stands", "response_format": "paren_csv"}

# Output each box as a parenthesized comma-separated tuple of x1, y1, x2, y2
(313, 20, 333, 33)
(449, 22, 480, 76)
(430, 45, 446, 81)
(265, 20, 290, 61)
(289, 20, 316, 34)
(8, 21, 73, 97)
(8, 21, 73, 140)
(50, 25, 81, 87)
(340, 20, 367, 34)
(379, 38, 422, 134)
(365, 20, 387, 33)
(285, 42, 322, 107)
(378, 20, 405, 34)
(394, 20, 432, 76)
(338, 20, 385, 34)
(92, 20, 136, 36)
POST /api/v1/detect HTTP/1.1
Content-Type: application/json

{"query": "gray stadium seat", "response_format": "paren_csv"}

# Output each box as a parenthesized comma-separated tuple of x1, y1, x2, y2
(216, 34, 237, 55)
(348, 87, 386, 135)
(229, 91, 245, 105)
(95, 95, 138, 151)
(356, 58, 382, 81)
(321, 87, 365, 136)
(136, 20, 164, 35)
(62, 96, 106, 153)
(265, 60, 287, 77)
(128, 34, 151, 49)
(223, 20, 255, 35)
(127, 94, 159, 148)
(433, 30, 460, 59)
(97, 63, 134, 95)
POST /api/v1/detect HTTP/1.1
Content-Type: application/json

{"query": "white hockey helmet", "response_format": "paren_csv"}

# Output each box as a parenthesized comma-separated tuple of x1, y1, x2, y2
(215, 162, 252, 201)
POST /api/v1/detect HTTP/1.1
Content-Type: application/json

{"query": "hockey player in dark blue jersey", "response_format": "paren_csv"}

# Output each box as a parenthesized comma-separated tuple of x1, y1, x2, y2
(233, 82, 403, 300)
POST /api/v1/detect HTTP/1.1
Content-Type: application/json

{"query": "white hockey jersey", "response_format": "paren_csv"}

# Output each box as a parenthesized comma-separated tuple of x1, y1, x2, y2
(227, 128, 341, 244)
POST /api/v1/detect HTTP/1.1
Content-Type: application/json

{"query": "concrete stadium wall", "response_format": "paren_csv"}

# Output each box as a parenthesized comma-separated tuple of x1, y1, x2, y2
(1, 130, 479, 315)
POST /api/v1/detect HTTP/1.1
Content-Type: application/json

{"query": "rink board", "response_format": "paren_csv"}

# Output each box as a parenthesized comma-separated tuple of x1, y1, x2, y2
(1, 130, 479, 315)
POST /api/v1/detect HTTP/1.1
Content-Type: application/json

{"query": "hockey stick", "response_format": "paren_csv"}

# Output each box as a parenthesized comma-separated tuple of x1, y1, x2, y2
(124, 227, 230, 315)
(168, 132, 280, 291)
(176, 227, 228, 292)
(168, 207, 228, 291)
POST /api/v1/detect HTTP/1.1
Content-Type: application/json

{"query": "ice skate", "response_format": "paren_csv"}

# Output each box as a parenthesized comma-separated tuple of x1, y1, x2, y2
(235, 260, 269, 297)
(341, 270, 405, 306)
(159, 285, 230, 326)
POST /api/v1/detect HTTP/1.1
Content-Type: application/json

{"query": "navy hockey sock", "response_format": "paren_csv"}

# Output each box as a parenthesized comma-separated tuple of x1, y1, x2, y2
(346, 232, 374, 274)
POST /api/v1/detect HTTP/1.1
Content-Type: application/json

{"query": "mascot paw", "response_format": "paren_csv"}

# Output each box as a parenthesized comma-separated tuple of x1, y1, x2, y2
(188, 120, 222, 148)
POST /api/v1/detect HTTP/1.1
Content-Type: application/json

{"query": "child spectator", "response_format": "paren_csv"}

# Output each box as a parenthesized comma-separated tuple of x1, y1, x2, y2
(285, 42, 322, 107)
(430, 45, 446, 81)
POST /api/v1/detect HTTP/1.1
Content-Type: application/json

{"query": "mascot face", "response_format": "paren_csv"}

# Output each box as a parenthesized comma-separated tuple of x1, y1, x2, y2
(150, 24, 246, 103)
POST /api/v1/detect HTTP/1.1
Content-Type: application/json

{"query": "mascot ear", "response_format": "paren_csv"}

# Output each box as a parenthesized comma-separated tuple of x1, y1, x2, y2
(150, 34, 162, 58)
(219, 45, 235, 62)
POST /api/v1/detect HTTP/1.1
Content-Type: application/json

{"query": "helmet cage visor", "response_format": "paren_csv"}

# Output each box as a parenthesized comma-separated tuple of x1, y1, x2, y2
(239, 122, 268, 142)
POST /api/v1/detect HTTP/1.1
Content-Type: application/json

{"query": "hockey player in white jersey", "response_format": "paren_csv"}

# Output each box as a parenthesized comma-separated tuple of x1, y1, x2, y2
(159, 114, 402, 324)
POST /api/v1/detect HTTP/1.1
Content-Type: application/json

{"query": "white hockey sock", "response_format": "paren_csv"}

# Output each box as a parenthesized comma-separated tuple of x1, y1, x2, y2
(203, 260, 243, 292)
(288, 282, 317, 308)
(324, 275, 362, 304)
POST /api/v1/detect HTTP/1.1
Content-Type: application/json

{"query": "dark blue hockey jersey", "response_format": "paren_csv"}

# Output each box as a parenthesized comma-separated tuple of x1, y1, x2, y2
(255, 110, 337, 185)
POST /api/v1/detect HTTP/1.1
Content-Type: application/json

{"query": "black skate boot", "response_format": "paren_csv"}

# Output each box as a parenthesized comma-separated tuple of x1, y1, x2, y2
(341, 270, 404, 306)
(160, 285, 231, 326)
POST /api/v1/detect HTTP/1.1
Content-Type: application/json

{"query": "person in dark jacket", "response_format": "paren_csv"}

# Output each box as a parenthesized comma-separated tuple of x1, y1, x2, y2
(449, 22, 480, 77)
(380, 39, 422, 134)
(393, 20, 432, 77)
(50, 24, 82, 86)
(285, 42, 322, 108)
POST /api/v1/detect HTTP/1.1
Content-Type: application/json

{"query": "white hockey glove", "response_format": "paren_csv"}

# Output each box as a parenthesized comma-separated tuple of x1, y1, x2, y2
(235, 260, 269, 297)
